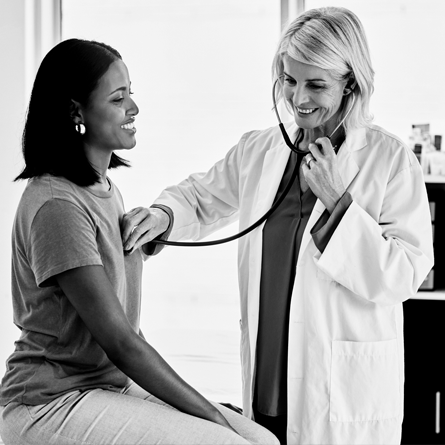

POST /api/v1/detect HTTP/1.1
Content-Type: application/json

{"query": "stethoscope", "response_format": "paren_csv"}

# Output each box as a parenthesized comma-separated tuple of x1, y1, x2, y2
(151, 77, 356, 247)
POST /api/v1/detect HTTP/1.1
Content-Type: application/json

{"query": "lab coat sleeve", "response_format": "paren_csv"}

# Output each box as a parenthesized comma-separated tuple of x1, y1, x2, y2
(314, 163, 434, 306)
(142, 204, 174, 256)
(153, 133, 249, 241)
(311, 191, 353, 253)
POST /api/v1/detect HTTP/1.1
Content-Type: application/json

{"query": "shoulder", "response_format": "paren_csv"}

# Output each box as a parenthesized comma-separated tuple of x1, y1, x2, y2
(235, 125, 287, 164)
(15, 175, 93, 233)
(22, 174, 85, 202)
(350, 124, 418, 182)
(366, 124, 409, 151)
(241, 124, 285, 149)
(214, 125, 285, 170)
(349, 124, 409, 153)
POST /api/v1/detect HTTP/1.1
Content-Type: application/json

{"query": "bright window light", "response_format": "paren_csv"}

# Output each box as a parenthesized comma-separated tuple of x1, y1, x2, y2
(305, 0, 445, 143)
(62, 0, 280, 406)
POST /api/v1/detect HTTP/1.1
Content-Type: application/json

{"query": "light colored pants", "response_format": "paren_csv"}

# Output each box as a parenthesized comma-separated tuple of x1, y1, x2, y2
(0, 382, 278, 445)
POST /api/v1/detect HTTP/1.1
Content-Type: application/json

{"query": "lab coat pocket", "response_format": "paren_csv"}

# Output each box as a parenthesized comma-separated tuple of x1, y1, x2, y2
(330, 339, 400, 422)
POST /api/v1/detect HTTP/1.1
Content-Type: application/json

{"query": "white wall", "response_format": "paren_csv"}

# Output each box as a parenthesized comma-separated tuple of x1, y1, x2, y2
(0, 1, 279, 403)
(61, 0, 280, 405)
(306, 0, 445, 142)
(0, 0, 28, 375)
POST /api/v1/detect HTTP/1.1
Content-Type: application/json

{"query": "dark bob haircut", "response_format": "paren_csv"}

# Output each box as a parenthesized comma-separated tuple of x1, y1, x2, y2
(15, 38, 130, 186)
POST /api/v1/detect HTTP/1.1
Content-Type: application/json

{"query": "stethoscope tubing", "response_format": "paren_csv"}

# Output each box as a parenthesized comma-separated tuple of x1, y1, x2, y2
(152, 158, 300, 246)
(151, 79, 355, 247)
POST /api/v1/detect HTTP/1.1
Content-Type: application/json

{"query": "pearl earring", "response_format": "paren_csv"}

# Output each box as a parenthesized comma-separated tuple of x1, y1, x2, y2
(75, 123, 86, 135)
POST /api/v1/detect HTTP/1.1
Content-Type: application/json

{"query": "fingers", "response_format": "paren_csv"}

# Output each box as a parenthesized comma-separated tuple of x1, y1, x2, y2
(122, 207, 160, 255)
(301, 160, 311, 177)
(308, 142, 322, 159)
(122, 207, 171, 255)
(125, 224, 146, 250)
(302, 136, 345, 213)
(304, 153, 316, 169)
(121, 207, 151, 245)
(305, 137, 336, 171)
(125, 230, 157, 256)
(308, 137, 335, 159)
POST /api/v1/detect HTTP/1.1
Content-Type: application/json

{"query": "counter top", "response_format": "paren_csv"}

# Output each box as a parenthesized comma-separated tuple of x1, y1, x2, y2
(413, 290, 445, 300)
(424, 174, 445, 183)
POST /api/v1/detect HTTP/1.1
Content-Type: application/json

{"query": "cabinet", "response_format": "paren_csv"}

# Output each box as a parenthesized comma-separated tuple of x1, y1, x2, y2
(421, 177, 445, 290)
(402, 177, 444, 444)
(402, 298, 444, 444)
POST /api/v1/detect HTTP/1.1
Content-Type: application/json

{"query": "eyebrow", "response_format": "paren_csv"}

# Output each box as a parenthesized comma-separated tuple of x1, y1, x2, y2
(283, 71, 326, 82)
(109, 83, 131, 96)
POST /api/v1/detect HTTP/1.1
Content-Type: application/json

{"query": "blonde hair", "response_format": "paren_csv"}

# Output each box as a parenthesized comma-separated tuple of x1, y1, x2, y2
(272, 7, 374, 131)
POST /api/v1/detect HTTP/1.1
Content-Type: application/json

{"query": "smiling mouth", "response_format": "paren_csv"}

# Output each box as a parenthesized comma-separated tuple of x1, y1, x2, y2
(121, 122, 136, 132)
(296, 107, 318, 115)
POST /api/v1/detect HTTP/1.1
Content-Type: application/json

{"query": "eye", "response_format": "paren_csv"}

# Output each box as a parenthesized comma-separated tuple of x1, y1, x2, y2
(129, 89, 134, 95)
(283, 76, 296, 86)
(307, 83, 325, 91)
(113, 97, 124, 103)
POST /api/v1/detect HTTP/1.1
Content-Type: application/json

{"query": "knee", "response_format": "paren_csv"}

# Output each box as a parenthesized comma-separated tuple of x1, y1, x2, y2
(255, 428, 281, 445)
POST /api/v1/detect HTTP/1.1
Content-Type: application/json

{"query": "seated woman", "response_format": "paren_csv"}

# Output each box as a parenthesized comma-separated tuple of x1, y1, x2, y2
(0, 38, 278, 445)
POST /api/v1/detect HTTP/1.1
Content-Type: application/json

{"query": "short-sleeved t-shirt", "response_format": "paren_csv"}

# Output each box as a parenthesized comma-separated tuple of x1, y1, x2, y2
(0, 174, 143, 406)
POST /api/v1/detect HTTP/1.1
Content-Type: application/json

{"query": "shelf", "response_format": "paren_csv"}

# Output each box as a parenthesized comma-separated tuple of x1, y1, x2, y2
(414, 290, 445, 300)
(424, 174, 445, 183)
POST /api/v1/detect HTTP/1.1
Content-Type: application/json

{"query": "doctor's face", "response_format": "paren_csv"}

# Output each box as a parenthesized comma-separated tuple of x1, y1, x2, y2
(282, 56, 347, 134)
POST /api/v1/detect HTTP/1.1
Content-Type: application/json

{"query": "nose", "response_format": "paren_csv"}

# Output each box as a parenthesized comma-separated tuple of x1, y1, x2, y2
(128, 96, 139, 116)
(290, 85, 310, 107)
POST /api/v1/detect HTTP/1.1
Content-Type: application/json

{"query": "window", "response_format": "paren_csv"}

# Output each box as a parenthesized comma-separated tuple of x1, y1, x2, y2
(305, 0, 445, 143)
(62, 0, 280, 405)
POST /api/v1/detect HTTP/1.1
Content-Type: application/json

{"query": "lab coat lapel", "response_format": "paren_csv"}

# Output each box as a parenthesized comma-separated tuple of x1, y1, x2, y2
(252, 141, 291, 222)
(247, 136, 291, 367)
(298, 132, 362, 258)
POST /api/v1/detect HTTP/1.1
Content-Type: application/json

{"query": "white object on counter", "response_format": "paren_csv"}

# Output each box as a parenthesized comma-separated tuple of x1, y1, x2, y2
(415, 290, 445, 300)
(422, 149, 445, 176)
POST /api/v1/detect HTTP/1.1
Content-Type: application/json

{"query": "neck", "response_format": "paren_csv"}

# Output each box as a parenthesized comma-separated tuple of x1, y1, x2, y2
(84, 144, 112, 191)
(89, 172, 110, 192)
(298, 125, 329, 151)
(297, 124, 345, 152)
(301, 126, 328, 145)
(298, 112, 345, 151)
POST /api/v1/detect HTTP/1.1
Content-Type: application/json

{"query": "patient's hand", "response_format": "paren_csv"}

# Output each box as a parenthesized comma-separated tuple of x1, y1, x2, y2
(122, 207, 170, 255)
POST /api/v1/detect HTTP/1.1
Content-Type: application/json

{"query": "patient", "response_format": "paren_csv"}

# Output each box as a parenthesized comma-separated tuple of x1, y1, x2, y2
(0, 38, 278, 445)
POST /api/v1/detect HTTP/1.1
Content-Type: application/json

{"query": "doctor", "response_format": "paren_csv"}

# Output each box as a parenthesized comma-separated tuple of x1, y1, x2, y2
(123, 7, 434, 445)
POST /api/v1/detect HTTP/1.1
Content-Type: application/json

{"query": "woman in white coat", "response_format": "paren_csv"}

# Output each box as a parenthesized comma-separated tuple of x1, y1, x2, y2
(123, 7, 434, 445)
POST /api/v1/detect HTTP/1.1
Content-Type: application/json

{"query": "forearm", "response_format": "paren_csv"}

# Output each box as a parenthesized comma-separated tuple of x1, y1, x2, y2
(110, 333, 225, 425)
(314, 200, 433, 304)
(153, 155, 242, 242)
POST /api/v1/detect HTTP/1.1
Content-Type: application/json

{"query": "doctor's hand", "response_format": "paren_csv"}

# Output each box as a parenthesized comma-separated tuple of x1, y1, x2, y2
(122, 207, 170, 255)
(301, 137, 346, 213)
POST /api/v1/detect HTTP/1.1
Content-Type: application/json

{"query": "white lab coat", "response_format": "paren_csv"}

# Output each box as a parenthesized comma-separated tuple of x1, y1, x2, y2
(154, 123, 434, 444)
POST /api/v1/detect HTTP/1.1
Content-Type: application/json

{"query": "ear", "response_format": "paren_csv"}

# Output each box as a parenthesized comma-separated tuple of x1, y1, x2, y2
(343, 74, 357, 96)
(69, 99, 84, 124)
